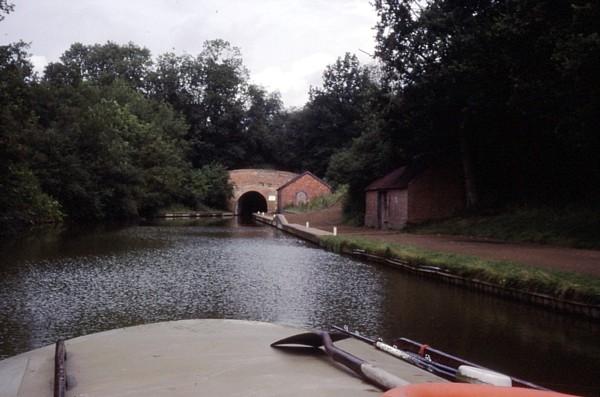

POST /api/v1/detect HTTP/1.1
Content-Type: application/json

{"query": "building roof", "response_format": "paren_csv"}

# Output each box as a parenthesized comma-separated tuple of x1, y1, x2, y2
(365, 160, 427, 191)
(276, 171, 332, 191)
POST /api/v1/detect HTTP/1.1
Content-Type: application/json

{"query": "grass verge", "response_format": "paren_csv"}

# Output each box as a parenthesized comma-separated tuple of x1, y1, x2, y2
(320, 235, 600, 305)
(284, 185, 347, 213)
(407, 206, 600, 249)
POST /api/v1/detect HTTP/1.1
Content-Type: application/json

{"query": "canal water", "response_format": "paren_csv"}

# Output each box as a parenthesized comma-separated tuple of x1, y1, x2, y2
(0, 219, 598, 395)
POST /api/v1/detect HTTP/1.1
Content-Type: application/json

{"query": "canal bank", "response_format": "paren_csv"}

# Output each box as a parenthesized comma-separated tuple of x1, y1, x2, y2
(254, 212, 333, 244)
(155, 211, 234, 218)
(254, 213, 600, 320)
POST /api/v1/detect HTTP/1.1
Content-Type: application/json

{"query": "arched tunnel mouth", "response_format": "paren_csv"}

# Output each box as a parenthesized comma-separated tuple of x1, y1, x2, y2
(237, 191, 268, 220)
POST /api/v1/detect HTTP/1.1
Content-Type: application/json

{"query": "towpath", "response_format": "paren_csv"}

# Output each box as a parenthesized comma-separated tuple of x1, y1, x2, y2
(284, 206, 600, 277)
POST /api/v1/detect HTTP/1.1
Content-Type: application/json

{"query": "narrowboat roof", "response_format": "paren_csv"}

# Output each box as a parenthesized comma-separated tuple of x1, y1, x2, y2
(0, 319, 445, 397)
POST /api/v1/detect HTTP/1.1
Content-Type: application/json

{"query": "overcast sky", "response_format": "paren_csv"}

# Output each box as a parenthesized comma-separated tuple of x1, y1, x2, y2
(2, 0, 378, 107)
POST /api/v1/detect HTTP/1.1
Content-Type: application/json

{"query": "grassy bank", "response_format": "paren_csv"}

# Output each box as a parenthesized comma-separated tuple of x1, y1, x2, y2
(407, 206, 600, 249)
(320, 235, 600, 305)
(284, 185, 347, 213)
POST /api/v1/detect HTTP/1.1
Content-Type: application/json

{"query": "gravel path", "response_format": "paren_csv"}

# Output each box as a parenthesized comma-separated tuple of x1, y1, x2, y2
(284, 206, 600, 277)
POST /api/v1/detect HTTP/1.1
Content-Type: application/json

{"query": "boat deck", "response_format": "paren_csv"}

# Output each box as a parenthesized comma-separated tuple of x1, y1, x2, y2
(0, 319, 445, 396)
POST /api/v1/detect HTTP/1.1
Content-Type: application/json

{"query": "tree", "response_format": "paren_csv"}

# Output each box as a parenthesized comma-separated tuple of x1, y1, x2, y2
(184, 164, 233, 210)
(0, 0, 14, 21)
(31, 80, 192, 219)
(327, 125, 400, 221)
(267, 107, 310, 172)
(373, 0, 600, 207)
(188, 40, 249, 168)
(2, 37, 260, 232)
(293, 53, 384, 176)
(374, 0, 500, 207)
(242, 85, 285, 167)
(45, 42, 152, 89)
(0, 42, 63, 233)
(147, 40, 251, 168)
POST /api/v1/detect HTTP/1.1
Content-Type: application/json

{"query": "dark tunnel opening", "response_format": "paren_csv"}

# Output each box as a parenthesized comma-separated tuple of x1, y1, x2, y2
(237, 191, 268, 221)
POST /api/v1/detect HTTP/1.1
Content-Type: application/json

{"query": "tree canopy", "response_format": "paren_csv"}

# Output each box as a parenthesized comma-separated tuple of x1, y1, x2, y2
(372, 0, 600, 207)
(0, 0, 13, 21)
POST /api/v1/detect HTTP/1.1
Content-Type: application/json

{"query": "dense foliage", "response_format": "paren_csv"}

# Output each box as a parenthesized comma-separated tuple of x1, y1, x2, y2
(0, 0, 13, 21)
(298, 0, 600, 218)
(1, 39, 254, 233)
(2, 0, 599, 234)
(373, 0, 600, 208)
(1, 42, 64, 232)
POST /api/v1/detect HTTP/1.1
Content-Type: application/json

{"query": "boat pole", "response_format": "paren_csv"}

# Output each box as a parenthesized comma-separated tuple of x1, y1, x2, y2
(331, 325, 457, 380)
(271, 330, 409, 391)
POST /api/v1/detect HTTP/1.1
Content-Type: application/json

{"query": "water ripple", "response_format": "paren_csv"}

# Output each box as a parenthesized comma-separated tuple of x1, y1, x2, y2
(0, 220, 598, 395)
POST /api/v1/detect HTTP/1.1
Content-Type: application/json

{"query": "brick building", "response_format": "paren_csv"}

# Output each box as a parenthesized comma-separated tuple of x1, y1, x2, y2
(228, 169, 299, 214)
(364, 159, 465, 229)
(277, 171, 332, 212)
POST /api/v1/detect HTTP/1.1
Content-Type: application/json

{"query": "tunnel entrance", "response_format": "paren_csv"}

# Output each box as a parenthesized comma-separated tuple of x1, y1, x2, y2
(237, 191, 268, 219)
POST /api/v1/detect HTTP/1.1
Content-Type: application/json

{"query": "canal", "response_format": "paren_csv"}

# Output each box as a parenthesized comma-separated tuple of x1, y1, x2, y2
(0, 219, 598, 395)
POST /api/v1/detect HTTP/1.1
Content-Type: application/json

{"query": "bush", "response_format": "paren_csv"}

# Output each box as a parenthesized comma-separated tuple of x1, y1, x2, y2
(0, 165, 63, 236)
(184, 164, 233, 210)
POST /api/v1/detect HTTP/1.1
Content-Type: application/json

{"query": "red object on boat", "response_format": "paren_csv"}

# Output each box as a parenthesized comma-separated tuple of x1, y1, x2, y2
(382, 384, 579, 397)
(393, 337, 545, 390)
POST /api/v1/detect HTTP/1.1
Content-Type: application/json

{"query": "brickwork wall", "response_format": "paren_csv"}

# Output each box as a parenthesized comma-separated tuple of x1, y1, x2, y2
(386, 190, 408, 229)
(364, 190, 408, 229)
(364, 191, 378, 228)
(228, 169, 298, 213)
(407, 163, 465, 224)
(277, 174, 332, 212)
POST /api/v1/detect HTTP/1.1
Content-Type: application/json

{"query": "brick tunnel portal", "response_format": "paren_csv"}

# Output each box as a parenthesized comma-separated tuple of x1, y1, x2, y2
(228, 169, 299, 214)
(236, 191, 268, 218)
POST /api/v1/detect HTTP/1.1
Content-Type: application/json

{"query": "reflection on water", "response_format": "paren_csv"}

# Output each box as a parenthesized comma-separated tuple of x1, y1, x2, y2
(0, 219, 598, 395)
